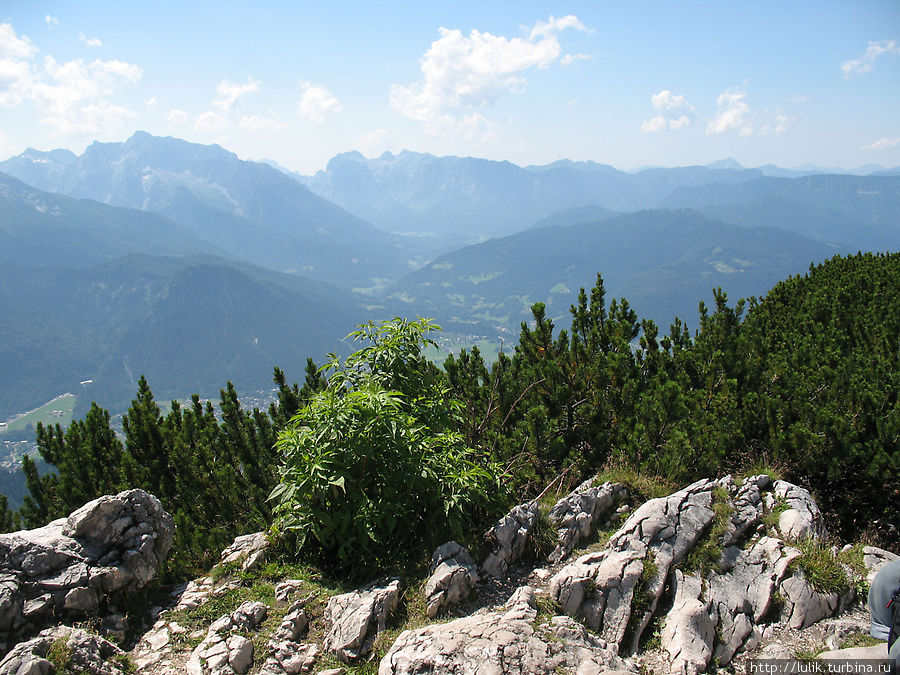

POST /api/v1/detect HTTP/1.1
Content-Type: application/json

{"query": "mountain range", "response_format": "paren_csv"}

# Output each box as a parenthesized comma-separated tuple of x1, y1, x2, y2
(1, 131, 898, 421)
(0, 132, 412, 290)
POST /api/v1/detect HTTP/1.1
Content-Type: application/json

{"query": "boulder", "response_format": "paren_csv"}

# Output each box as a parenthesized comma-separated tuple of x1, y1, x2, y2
(0, 626, 126, 675)
(324, 580, 400, 663)
(379, 585, 637, 674)
(218, 533, 269, 573)
(481, 501, 540, 578)
(547, 480, 628, 563)
(424, 542, 478, 618)
(771, 481, 825, 541)
(0, 490, 173, 647)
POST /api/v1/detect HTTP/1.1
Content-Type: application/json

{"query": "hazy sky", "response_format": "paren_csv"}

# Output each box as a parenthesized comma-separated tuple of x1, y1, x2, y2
(1, 1, 898, 173)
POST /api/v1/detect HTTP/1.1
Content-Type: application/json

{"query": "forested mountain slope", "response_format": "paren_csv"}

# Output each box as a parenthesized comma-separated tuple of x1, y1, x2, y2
(391, 209, 846, 334)
(0, 254, 368, 419)
(0, 172, 218, 268)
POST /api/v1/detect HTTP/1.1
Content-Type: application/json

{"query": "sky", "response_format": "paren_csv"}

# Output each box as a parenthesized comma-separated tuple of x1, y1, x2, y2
(0, 1, 898, 174)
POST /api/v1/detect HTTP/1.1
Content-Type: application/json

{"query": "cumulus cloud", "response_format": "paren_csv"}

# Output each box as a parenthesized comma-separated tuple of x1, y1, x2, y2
(298, 81, 341, 123)
(561, 53, 590, 65)
(213, 77, 260, 114)
(706, 87, 753, 136)
(862, 137, 900, 151)
(841, 40, 900, 77)
(44, 15, 59, 27)
(79, 33, 103, 48)
(0, 23, 38, 59)
(641, 89, 694, 132)
(146, 96, 160, 108)
(0, 24, 142, 136)
(390, 15, 587, 134)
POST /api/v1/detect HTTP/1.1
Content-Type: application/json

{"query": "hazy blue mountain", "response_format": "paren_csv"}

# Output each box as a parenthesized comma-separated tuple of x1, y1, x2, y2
(664, 175, 900, 250)
(0, 171, 218, 268)
(389, 209, 847, 336)
(0, 254, 375, 420)
(0, 132, 411, 289)
(528, 205, 619, 230)
(301, 150, 765, 242)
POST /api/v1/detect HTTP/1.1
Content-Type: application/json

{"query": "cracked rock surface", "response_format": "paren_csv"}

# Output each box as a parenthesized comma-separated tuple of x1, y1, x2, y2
(424, 542, 478, 618)
(0, 626, 127, 675)
(481, 500, 540, 578)
(0, 489, 173, 649)
(551, 478, 718, 651)
(324, 580, 399, 663)
(547, 479, 628, 564)
(379, 586, 637, 675)
(186, 601, 267, 675)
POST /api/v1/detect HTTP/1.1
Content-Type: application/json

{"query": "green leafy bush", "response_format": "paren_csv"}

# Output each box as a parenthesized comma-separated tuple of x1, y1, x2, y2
(270, 318, 507, 574)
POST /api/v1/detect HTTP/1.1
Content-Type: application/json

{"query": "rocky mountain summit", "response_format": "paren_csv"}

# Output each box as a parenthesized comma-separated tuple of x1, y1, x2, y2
(1, 476, 896, 675)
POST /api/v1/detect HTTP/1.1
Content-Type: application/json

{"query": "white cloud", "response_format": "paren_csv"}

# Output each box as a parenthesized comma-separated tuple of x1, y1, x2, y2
(841, 40, 900, 77)
(390, 15, 588, 132)
(166, 108, 189, 126)
(239, 114, 287, 132)
(79, 33, 103, 48)
(641, 89, 694, 132)
(561, 53, 590, 65)
(530, 15, 589, 39)
(44, 15, 59, 27)
(0, 23, 141, 136)
(213, 77, 260, 113)
(706, 87, 752, 136)
(0, 23, 38, 59)
(862, 137, 900, 151)
(146, 96, 160, 108)
(298, 81, 341, 123)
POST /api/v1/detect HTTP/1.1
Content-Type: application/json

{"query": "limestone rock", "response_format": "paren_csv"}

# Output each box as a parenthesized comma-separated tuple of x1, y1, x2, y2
(547, 479, 628, 563)
(0, 490, 173, 647)
(721, 474, 771, 546)
(660, 571, 714, 675)
(258, 598, 317, 675)
(481, 501, 540, 578)
(861, 546, 898, 584)
(324, 580, 400, 663)
(551, 478, 717, 651)
(379, 585, 637, 674)
(772, 481, 825, 541)
(218, 533, 269, 573)
(0, 626, 126, 675)
(424, 542, 478, 618)
(779, 568, 851, 630)
(186, 601, 268, 675)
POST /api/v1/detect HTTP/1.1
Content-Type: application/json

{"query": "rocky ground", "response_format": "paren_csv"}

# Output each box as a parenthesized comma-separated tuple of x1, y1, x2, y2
(0, 475, 896, 675)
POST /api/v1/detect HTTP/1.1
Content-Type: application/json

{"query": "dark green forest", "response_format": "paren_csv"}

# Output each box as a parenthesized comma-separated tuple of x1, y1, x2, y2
(3, 252, 897, 579)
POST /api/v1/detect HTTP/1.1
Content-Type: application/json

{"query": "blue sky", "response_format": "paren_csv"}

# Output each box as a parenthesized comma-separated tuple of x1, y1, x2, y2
(1, 1, 898, 173)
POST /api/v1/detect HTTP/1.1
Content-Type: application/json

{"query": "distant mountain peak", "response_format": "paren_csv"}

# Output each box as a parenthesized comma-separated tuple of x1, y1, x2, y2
(706, 158, 745, 170)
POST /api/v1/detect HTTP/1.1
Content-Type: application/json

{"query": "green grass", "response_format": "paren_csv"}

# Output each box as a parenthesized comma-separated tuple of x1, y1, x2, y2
(623, 550, 659, 650)
(679, 487, 734, 576)
(839, 632, 881, 649)
(789, 537, 852, 596)
(1, 393, 76, 434)
(835, 543, 870, 596)
(524, 505, 558, 561)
